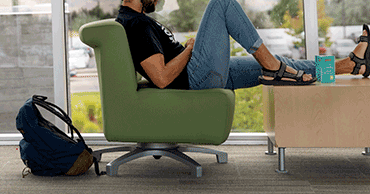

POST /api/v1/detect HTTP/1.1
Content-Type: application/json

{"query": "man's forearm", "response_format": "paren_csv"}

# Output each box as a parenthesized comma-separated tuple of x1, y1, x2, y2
(162, 47, 192, 86)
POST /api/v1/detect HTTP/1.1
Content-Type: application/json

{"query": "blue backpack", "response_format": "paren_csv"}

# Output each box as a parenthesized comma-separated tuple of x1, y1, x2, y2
(16, 95, 105, 177)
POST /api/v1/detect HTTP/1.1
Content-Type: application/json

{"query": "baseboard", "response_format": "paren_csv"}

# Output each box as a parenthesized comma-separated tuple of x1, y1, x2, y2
(0, 133, 268, 146)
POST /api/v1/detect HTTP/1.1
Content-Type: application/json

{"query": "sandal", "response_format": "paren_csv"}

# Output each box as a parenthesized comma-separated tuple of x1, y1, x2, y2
(258, 61, 317, 86)
(350, 24, 370, 77)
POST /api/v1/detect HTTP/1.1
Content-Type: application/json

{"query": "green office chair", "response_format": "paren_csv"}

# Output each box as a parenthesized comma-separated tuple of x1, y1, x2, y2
(79, 19, 235, 177)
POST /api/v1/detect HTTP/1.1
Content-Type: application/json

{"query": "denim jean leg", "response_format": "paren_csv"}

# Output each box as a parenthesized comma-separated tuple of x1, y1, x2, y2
(187, 0, 230, 90)
(224, 55, 317, 90)
(187, 0, 264, 90)
(225, 56, 263, 90)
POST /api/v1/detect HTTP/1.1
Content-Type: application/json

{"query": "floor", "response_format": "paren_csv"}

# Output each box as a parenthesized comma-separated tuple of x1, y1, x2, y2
(2, 145, 370, 194)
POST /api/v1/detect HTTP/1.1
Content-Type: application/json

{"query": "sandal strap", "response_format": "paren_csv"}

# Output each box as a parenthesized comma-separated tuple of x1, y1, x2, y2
(276, 61, 287, 81)
(357, 36, 369, 43)
(362, 24, 370, 77)
(364, 63, 370, 78)
(261, 61, 305, 82)
(349, 52, 365, 75)
(296, 70, 304, 81)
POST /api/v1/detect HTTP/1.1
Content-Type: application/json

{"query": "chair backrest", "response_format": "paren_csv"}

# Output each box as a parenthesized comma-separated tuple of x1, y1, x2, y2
(79, 19, 138, 102)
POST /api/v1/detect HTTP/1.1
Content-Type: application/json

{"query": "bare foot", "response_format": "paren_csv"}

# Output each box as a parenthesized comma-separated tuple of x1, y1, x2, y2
(351, 30, 368, 74)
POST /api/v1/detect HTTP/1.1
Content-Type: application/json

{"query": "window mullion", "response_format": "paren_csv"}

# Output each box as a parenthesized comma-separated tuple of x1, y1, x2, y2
(51, 0, 69, 132)
(303, 0, 319, 60)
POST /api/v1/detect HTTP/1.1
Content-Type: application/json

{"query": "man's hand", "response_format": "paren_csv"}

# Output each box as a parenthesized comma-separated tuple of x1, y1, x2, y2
(185, 38, 195, 50)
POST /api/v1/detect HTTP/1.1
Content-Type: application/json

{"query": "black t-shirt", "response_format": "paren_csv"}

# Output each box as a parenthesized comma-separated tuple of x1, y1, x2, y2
(116, 6, 189, 89)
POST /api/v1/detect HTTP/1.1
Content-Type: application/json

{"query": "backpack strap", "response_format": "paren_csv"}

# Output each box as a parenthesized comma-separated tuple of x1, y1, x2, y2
(32, 95, 82, 142)
(33, 95, 72, 124)
(93, 153, 106, 176)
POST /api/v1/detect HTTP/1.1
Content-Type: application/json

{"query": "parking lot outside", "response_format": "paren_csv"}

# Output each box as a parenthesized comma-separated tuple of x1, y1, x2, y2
(70, 58, 99, 93)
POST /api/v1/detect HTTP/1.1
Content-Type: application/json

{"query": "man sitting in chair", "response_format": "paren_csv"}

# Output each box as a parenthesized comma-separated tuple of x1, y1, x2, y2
(116, 0, 370, 89)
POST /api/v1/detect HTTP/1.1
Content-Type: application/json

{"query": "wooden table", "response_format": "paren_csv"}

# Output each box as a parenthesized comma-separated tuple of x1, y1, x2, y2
(262, 75, 370, 173)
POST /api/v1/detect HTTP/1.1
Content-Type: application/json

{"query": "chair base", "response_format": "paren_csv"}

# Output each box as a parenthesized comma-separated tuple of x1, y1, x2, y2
(92, 143, 228, 178)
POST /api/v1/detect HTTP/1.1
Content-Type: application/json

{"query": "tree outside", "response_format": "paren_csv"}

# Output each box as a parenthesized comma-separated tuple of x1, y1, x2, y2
(269, 0, 300, 28)
(70, 3, 118, 32)
(327, 0, 370, 27)
(70, 0, 367, 34)
(167, 0, 209, 32)
(276, 0, 333, 48)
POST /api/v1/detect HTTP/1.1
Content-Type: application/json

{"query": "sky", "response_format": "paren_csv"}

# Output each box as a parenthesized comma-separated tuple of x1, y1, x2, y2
(245, 0, 278, 11)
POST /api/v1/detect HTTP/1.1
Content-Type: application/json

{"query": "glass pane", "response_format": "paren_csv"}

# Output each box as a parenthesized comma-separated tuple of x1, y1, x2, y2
(0, 0, 54, 133)
(325, 0, 368, 60)
(231, 0, 304, 132)
(66, 0, 118, 133)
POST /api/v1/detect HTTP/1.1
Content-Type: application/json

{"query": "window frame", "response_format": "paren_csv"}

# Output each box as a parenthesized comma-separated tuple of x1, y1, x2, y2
(303, 0, 319, 60)
(52, 0, 70, 132)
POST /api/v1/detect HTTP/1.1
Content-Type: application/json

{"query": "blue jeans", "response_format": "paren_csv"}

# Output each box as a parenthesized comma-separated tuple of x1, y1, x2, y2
(187, 0, 316, 90)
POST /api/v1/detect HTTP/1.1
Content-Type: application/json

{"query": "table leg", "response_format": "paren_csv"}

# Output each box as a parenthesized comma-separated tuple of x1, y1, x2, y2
(276, 147, 288, 173)
(362, 147, 370, 156)
(265, 137, 277, 155)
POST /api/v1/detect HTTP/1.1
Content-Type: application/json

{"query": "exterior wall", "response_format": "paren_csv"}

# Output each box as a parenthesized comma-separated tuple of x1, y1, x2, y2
(0, 13, 54, 133)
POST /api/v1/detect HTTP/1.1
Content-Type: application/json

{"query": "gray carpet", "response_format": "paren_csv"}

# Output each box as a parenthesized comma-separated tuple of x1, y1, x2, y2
(2, 145, 370, 194)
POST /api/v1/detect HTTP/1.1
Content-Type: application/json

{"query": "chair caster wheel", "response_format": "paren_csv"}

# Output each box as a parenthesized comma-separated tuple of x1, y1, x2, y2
(153, 155, 162, 160)
(265, 151, 277, 155)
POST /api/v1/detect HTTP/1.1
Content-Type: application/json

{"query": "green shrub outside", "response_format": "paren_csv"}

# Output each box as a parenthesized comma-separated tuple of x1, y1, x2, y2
(71, 92, 103, 133)
(233, 86, 263, 132)
(83, 122, 101, 133)
(72, 111, 88, 132)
